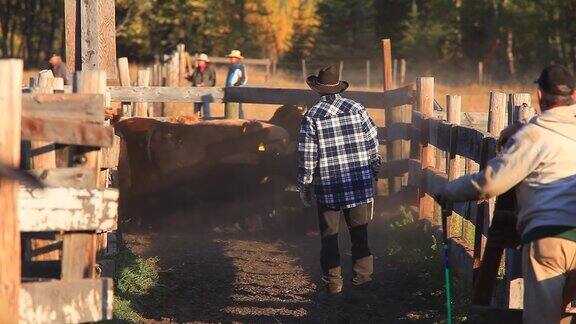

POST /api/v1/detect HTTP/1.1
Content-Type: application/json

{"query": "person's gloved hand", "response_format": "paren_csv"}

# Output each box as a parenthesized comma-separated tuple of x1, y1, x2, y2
(371, 162, 380, 179)
(300, 184, 313, 208)
(370, 157, 382, 179)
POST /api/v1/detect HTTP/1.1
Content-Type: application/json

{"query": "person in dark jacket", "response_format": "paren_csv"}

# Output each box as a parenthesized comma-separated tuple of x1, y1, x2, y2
(187, 53, 216, 118)
(48, 54, 69, 85)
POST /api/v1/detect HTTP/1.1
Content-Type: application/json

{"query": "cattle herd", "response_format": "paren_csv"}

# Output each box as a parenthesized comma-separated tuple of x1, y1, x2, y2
(115, 105, 308, 233)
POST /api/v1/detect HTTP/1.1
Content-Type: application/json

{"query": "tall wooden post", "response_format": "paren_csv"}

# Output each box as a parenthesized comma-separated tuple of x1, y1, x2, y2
(117, 57, 132, 117)
(0, 59, 23, 323)
(65, 0, 117, 78)
(393, 59, 398, 88)
(135, 69, 151, 117)
(417, 77, 435, 219)
(301, 59, 307, 83)
(61, 70, 107, 280)
(472, 92, 507, 277)
(366, 60, 371, 88)
(339, 61, 344, 79)
(446, 95, 462, 238)
(177, 44, 186, 86)
(383, 39, 403, 196)
(478, 61, 484, 85)
(30, 72, 60, 262)
(509, 93, 534, 124)
(504, 93, 532, 309)
(399, 59, 406, 86)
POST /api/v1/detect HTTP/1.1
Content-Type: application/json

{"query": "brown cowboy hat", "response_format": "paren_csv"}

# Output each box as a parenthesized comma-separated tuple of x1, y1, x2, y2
(306, 65, 349, 94)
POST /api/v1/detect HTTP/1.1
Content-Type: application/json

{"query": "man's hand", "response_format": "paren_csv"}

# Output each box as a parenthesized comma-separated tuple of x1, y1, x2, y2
(497, 122, 523, 153)
(300, 184, 313, 208)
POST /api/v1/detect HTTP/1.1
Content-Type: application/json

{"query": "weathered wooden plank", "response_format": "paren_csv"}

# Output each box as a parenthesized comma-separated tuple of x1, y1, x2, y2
(100, 134, 120, 169)
(21, 117, 113, 147)
(19, 278, 113, 323)
(422, 167, 448, 197)
(109, 85, 415, 109)
(407, 158, 421, 187)
(450, 237, 474, 278)
(207, 56, 271, 66)
(428, 118, 451, 152)
(381, 158, 409, 178)
(454, 125, 489, 163)
(62, 233, 96, 279)
(29, 167, 95, 188)
(384, 122, 411, 141)
(19, 187, 118, 232)
(0, 59, 23, 323)
(22, 93, 104, 123)
(224, 85, 414, 109)
(109, 86, 224, 103)
(22, 260, 61, 279)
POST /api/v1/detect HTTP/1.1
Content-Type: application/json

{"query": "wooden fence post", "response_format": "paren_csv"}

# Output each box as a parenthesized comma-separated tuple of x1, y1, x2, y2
(366, 60, 371, 88)
(135, 69, 151, 117)
(488, 92, 508, 136)
(382, 39, 404, 196)
(177, 44, 186, 86)
(117, 57, 132, 117)
(505, 92, 533, 309)
(472, 92, 506, 277)
(446, 95, 462, 238)
(339, 60, 344, 79)
(0, 59, 22, 323)
(265, 60, 271, 81)
(62, 70, 107, 280)
(30, 71, 60, 262)
(272, 60, 277, 76)
(53, 77, 65, 93)
(509, 93, 534, 124)
(301, 59, 307, 83)
(393, 59, 398, 88)
(400, 59, 406, 86)
(478, 61, 484, 85)
(417, 77, 435, 219)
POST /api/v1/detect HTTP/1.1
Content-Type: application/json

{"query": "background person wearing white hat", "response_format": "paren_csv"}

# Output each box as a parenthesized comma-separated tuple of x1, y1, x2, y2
(187, 53, 216, 118)
(225, 49, 248, 119)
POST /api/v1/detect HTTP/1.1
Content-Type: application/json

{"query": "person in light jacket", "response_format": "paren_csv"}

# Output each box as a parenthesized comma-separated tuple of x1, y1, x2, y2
(437, 65, 576, 324)
(224, 49, 247, 119)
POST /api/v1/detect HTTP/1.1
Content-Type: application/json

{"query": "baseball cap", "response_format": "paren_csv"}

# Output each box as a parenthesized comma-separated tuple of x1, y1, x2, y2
(535, 65, 575, 95)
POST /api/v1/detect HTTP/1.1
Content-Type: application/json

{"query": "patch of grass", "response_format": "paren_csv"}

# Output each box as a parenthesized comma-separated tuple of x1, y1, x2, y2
(386, 207, 472, 323)
(107, 248, 160, 323)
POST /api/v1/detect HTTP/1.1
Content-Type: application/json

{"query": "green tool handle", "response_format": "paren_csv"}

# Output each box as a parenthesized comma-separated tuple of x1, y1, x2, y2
(441, 204, 453, 324)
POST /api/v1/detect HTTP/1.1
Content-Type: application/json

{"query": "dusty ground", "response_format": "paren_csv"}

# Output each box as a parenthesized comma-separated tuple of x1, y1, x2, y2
(122, 210, 447, 323)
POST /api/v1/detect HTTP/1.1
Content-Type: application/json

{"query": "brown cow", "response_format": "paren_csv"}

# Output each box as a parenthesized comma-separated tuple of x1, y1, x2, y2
(116, 116, 296, 231)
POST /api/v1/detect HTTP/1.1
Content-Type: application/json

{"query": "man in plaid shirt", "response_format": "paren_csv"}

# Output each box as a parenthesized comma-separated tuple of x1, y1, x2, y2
(298, 65, 381, 295)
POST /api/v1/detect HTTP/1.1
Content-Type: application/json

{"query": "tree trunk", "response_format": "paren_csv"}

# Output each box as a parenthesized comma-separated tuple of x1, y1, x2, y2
(506, 31, 516, 78)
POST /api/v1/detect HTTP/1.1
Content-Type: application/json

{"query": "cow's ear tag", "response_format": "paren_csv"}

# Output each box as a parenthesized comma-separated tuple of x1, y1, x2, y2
(258, 143, 266, 152)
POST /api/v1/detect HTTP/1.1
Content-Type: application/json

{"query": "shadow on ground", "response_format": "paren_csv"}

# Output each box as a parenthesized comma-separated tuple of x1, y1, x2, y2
(115, 202, 464, 323)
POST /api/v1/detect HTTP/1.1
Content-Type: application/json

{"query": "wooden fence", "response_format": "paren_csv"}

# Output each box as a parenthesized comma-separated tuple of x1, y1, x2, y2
(0, 61, 119, 323)
(392, 77, 538, 310)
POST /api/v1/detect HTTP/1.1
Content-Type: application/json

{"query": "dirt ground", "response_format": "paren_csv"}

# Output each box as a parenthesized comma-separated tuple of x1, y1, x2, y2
(122, 209, 447, 323)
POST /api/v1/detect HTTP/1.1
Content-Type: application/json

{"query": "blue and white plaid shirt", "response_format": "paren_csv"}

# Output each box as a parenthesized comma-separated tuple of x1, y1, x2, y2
(297, 93, 381, 209)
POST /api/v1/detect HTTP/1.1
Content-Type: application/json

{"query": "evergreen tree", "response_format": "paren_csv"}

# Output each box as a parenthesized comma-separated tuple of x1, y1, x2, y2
(312, 0, 377, 61)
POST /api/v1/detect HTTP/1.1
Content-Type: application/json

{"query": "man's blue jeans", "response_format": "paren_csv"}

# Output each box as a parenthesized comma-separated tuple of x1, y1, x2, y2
(194, 102, 211, 118)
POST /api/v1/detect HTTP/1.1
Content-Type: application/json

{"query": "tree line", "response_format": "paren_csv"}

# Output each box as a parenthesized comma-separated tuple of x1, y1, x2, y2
(1, 0, 575, 82)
